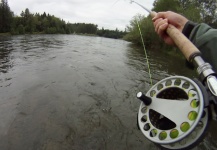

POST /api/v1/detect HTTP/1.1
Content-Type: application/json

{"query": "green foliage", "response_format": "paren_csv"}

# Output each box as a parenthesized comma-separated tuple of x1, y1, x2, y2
(124, 0, 217, 49)
(180, 4, 201, 23)
(17, 24, 25, 34)
(67, 23, 98, 34)
(97, 28, 127, 39)
(152, 0, 180, 12)
(193, 0, 217, 27)
(0, 2, 125, 39)
(10, 9, 67, 34)
(124, 15, 160, 47)
(123, 14, 145, 45)
(4, 8, 100, 35)
(46, 27, 57, 34)
(124, 14, 162, 48)
(0, 0, 13, 32)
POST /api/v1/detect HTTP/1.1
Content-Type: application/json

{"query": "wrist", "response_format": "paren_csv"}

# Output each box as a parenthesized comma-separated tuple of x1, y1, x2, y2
(182, 21, 197, 38)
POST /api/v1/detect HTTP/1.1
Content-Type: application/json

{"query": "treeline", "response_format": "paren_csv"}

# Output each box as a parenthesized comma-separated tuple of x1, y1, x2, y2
(68, 23, 97, 34)
(11, 9, 71, 34)
(124, 0, 217, 50)
(0, 0, 126, 39)
(0, 0, 13, 33)
(97, 28, 126, 39)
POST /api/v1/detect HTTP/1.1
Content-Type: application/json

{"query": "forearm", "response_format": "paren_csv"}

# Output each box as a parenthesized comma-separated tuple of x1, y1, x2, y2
(182, 22, 217, 72)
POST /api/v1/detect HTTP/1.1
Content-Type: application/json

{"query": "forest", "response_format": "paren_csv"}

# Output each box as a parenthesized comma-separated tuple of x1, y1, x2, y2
(0, 0, 126, 39)
(123, 0, 217, 50)
(1, 0, 217, 43)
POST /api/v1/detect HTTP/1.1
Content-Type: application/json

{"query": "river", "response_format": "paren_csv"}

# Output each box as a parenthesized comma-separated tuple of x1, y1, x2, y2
(0, 35, 216, 150)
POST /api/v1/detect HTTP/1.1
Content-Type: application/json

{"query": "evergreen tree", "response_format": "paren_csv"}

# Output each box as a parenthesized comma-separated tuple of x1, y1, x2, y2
(0, 1, 125, 38)
(0, 0, 13, 32)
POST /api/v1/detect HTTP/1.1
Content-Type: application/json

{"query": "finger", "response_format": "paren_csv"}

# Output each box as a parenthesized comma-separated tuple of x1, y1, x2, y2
(152, 12, 167, 21)
(164, 37, 174, 46)
(156, 19, 168, 34)
(153, 18, 163, 32)
(158, 22, 168, 38)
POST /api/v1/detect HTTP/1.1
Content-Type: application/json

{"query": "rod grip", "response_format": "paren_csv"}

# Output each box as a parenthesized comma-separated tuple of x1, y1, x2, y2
(166, 25, 201, 62)
(151, 11, 201, 62)
(150, 11, 157, 18)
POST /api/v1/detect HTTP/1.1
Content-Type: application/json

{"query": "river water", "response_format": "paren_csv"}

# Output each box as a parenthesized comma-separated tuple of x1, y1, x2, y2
(0, 35, 216, 150)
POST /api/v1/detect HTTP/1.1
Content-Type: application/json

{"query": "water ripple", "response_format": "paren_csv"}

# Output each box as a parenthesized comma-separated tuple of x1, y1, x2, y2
(0, 35, 215, 150)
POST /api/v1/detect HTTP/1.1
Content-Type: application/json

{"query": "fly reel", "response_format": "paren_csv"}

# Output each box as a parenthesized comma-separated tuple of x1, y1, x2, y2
(137, 76, 209, 150)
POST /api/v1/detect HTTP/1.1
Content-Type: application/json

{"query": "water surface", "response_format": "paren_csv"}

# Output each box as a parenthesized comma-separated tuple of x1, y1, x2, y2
(0, 35, 216, 150)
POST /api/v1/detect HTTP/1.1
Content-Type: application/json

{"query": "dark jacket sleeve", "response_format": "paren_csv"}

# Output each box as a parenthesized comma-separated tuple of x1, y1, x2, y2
(182, 22, 217, 72)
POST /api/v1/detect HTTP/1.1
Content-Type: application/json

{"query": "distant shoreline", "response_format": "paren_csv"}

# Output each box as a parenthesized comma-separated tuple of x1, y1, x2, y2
(0, 32, 98, 36)
(0, 32, 124, 39)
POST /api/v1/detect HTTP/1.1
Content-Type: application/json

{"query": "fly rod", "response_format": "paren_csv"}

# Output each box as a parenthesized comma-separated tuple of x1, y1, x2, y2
(130, 1, 217, 150)
(130, 0, 217, 96)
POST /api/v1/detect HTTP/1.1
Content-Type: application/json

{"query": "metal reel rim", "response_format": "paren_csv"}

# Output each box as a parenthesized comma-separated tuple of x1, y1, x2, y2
(138, 76, 204, 144)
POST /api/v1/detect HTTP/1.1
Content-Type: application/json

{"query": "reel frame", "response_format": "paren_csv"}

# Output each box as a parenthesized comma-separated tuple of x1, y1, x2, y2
(138, 76, 205, 145)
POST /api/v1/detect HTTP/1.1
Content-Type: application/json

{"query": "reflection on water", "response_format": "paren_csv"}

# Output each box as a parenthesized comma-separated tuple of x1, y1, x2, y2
(0, 36, 14, 74)
(0, 35, 216, 150)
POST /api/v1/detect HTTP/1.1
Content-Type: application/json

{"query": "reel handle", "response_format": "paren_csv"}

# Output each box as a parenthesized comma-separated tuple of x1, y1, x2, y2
(137, 92, 152, 105)
(150, 11, 201, 62)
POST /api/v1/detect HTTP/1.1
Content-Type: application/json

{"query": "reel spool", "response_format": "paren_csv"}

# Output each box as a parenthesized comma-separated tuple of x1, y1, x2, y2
(137, 76, 209, 150)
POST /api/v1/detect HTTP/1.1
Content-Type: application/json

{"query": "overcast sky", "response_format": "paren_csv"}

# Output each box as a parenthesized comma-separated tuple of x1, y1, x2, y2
(8, 0, 155, 31)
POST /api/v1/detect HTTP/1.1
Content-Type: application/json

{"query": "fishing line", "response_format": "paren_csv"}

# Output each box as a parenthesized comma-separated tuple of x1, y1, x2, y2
(130, 1, 217, 150)
(136, 19, 153, 86)
(111, 0, 153, 86)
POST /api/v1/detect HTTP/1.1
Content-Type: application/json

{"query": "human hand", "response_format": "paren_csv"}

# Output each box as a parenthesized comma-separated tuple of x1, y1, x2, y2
(152, 11, 188, 45)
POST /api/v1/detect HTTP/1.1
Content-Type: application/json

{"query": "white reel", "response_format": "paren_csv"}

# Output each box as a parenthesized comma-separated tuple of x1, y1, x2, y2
(137, 76, 209, 149)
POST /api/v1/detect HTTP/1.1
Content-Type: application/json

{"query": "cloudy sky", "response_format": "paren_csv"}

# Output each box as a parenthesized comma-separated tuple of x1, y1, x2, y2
(8, 0, 155, 31)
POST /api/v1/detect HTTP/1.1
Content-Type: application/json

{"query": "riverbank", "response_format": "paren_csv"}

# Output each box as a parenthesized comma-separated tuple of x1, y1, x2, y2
(0, 33, 11, 36)
(0, 32, 44, 36)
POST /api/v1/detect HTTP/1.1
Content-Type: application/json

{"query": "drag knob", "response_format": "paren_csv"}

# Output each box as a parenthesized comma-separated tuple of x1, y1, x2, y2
(137, 92, 152, 105)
